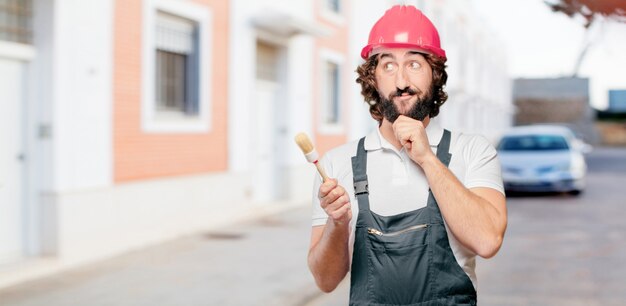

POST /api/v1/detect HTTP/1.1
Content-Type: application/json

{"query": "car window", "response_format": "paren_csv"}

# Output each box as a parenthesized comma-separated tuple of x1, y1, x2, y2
(497, 135, 570, 151)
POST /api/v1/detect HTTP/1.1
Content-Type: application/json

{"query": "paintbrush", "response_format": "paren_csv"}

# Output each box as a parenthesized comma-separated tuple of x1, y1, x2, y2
(294, 132, 330, 182)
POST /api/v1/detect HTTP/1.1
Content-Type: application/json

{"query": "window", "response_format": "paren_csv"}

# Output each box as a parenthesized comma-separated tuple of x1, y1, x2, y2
(498, 135, 570, 151)
(0, 0, 32, 44)
(155, 12, 199, 115)
(319, 49, 344, 134)
(320, 0, 344, 25)
(324, 61, 340, 124)
(142, 0, 212, 133)
(326, 0, 341, 13)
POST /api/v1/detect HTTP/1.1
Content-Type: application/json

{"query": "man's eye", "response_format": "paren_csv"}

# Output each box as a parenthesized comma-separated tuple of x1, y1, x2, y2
(383, 63, 395, 71)
(409, 62, 421, 70)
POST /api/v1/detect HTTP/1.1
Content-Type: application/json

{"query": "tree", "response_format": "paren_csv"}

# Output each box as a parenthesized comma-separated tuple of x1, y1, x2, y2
(545, 0, 626, 28)
(545, 0, 626, 76)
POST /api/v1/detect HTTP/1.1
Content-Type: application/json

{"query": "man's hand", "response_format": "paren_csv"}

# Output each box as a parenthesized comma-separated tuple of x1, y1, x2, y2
(392, 115, 435, 166)
(309, 178, 352, 292)
(318, 179, 352, 226)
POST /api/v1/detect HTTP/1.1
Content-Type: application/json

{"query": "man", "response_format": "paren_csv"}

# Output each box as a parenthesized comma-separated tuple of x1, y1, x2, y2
(307, 5, 507, 305)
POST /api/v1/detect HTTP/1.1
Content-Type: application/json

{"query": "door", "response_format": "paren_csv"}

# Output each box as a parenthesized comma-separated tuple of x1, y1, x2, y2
(254, 80, 278, 202)
(253, 40, 288, 203)
(0, 58, 25, 264)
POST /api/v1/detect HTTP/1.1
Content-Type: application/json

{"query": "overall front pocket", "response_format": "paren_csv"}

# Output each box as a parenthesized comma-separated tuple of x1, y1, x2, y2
(366, 224, 431, 304)
(367, 243, 431, 304)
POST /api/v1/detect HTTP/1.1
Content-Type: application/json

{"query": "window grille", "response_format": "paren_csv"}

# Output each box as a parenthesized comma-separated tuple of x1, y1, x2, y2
(0, 0, 32, 44)
(155, 11, 199, 115)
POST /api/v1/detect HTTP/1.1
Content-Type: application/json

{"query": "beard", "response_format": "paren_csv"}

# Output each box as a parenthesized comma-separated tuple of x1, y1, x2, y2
(379, 86, 435, 123)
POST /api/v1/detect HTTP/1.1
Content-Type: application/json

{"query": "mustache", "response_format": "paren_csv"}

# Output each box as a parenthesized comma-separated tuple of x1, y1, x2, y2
(387, 87, 421, 101)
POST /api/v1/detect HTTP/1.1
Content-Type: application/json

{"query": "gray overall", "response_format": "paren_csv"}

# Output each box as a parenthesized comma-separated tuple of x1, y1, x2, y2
(349, 129, 477, 305)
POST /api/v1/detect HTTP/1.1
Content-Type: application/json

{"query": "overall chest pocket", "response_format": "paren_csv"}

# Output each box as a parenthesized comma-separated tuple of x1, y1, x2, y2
(366, 224, 432, 304)
(367, 223, 428, 250)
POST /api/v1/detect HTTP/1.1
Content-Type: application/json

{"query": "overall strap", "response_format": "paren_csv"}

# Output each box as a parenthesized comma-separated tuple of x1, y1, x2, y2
(436, 129, 452, 167)
(351, 138, 369, 211)
(428, 129, 452, 224)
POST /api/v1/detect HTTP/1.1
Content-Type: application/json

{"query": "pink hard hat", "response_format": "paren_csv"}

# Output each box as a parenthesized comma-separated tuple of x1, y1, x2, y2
(361, 5, 446, 60)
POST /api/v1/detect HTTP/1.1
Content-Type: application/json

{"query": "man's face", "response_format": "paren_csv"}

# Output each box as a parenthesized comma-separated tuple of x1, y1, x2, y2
(374, 48, 434, 122)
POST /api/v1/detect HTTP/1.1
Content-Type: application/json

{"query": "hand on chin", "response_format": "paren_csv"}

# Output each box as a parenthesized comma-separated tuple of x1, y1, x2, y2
(392, 115, 433, 166)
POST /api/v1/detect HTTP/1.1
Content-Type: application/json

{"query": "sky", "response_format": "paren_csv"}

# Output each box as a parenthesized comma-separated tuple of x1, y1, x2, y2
(472, 0, 626, 109)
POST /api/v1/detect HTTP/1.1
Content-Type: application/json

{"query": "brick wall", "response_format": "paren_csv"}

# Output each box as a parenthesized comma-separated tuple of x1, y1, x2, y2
(514, 98, 588, 125)
(113, 0, 229, 182)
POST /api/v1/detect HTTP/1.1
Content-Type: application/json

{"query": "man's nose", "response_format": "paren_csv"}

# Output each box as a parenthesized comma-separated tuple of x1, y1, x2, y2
(395, 67, 409, 90)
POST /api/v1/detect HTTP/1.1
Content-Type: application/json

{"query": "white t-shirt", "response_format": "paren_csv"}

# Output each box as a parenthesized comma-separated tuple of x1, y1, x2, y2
(311, 120, 504, 290)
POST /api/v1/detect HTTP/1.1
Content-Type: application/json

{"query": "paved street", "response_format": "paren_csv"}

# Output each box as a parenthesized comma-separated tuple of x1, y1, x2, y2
(476, 146, 626, 306)
(1, 147, 625, 306)
(0, 207, 322, 306)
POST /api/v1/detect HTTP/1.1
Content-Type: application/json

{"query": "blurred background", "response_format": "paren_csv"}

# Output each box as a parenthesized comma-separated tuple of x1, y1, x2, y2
(0, 0, 625, 305)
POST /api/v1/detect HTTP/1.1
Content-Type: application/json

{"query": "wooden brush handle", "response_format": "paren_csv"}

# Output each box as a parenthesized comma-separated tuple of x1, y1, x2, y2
(315, 162, 330, 182)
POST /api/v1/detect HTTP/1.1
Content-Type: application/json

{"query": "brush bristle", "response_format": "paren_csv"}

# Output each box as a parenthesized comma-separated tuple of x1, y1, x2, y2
(294, 132, 314, 154)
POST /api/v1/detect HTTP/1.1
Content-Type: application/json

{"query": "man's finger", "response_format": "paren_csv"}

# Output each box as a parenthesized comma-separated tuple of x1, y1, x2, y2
(330, 202, 351, 220)
(325, 196, 348, 215)
(318, 178, 337, 199)
(320, 187, 346, 210)
(324, 187, 345, 205)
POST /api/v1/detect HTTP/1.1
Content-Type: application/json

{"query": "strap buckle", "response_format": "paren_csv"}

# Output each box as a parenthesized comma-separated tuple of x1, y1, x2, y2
(354, 180, 368, 195)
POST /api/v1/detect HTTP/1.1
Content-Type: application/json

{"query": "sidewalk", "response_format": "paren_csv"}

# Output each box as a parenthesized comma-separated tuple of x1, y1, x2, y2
(0, 206, 340, 306)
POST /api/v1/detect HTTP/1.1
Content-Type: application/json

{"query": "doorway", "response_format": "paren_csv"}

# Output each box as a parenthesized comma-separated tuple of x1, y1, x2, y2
(253, 40, 289, 203)
(0, 57, 26, 264)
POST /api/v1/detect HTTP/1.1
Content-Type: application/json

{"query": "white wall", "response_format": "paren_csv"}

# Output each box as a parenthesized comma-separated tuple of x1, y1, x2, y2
(0, 51, 32, 263)
(18, 0, 52, 258)
(348, 0, 391, 141)
(37, 170, 310, 269)
(51, 0, 114, 191)
(228, 0, 255, 173)
(432, 0, 513, 141)
(286, 35, 316, 165)
(30, 0, 115, 257)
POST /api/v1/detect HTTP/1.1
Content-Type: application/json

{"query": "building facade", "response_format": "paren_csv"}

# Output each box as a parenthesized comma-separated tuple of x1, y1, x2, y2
(0, 0, 512, 288)
(513, 77, 598, 143)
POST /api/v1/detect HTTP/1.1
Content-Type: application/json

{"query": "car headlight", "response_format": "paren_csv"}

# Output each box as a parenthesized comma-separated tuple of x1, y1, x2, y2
(570, 155, 587, 177)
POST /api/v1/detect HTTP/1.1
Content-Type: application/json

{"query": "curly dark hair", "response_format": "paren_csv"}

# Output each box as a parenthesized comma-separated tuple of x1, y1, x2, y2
(355, 53, 448, 125)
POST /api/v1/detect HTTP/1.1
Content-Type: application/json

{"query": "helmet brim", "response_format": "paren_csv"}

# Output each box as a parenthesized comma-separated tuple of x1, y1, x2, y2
(361, 43, 446, 60)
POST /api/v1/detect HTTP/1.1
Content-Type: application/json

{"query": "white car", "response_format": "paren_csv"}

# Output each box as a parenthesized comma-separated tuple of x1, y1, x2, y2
(497, 125, 591, 195)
